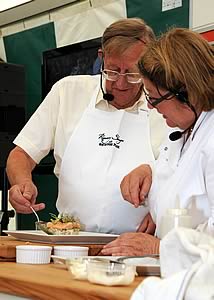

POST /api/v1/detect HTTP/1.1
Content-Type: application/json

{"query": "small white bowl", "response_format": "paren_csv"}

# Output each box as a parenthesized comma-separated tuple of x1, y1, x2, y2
(16, 245, 52, 264)
(53, 246, 89, 258)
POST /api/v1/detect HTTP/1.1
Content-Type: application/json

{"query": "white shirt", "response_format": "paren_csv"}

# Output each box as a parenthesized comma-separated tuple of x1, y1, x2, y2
(14, 75, 167, 177)
(149, 111, 214, 237)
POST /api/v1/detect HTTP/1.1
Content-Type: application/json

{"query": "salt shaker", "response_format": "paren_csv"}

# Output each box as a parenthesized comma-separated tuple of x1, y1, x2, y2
(159, 208, 192, 239)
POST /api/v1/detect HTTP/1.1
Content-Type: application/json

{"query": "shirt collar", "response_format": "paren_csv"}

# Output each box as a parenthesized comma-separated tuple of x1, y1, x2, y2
(96, 89, 145, 113)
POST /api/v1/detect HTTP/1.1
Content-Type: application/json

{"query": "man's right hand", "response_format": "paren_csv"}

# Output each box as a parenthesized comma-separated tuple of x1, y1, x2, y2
(120, 164, 152, 208)
(9, 180, 45, 214)
(6, 146, 45, 214)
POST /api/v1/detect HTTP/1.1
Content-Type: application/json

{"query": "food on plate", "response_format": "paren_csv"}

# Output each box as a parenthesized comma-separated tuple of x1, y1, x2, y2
(37, 213, 84, 235)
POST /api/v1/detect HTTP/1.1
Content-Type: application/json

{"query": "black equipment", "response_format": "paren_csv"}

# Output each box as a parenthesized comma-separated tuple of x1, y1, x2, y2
(0, 62, 26, 234)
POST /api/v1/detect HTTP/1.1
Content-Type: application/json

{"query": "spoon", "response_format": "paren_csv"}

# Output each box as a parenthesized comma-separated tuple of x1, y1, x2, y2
(30, 206, 40, 222)
(30, 206, 50, 233)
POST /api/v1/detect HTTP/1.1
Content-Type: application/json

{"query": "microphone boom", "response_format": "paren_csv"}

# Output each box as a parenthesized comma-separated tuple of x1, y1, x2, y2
(100, 72, 114, 101)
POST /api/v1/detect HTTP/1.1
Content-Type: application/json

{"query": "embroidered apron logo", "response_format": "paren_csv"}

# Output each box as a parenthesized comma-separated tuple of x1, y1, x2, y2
(98, 133, 124, 149)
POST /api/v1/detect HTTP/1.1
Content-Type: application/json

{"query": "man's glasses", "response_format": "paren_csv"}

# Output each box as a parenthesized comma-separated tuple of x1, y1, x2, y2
(102, 69, 142, 84)
(143, 86, 174, 107)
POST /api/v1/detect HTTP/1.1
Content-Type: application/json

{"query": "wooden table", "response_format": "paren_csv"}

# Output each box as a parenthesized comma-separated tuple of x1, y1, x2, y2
(0, 262, 144, 300)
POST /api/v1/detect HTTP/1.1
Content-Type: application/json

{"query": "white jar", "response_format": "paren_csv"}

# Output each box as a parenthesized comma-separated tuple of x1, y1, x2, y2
(159, 208, 192, 239)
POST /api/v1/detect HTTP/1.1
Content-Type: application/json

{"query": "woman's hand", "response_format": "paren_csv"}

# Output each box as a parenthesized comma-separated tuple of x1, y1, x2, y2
(101, 232, 160, 256)
(137, 213, 156, 234)
(120, 164, 152, 207)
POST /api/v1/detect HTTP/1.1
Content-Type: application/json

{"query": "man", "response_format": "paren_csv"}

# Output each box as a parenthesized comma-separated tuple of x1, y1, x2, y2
(92, 48, 102, 75)
(6, 18, 167, 234)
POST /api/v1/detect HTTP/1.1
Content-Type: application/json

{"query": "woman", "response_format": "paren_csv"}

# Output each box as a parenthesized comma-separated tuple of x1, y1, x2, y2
(102, 28, 214, 256)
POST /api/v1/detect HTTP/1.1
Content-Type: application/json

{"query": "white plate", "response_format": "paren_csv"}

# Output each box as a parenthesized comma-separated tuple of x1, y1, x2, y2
(3, 230, 118, 244)
(119, 256, 160, 276)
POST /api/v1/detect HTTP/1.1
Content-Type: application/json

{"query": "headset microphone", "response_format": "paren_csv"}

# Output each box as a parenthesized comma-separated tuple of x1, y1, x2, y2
(169, 124, 195, 141)
(99, 60, 114, 101)
(169, 130, 184, 141)
(100, 71, 114, 101)
(102, 90, 114, 101)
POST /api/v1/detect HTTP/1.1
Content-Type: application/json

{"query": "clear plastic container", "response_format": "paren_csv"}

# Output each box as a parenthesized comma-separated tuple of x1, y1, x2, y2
(87, 260, 136, 286)
(66, 257, 92, 280)
(159, 208, 192, 239)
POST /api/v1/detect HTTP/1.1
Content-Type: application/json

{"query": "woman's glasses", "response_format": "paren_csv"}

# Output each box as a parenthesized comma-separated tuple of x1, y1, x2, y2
(143, 86, 174, 107)
(102, 69, 142, 84)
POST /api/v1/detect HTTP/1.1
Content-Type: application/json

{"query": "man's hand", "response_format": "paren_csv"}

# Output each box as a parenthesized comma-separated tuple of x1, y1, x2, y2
(120, 164, 152, 207)
(6, 146, 45, 214)
(101, 232, 160, 256)
(137, 213, 156, 234)
(9, 180, 45, 214)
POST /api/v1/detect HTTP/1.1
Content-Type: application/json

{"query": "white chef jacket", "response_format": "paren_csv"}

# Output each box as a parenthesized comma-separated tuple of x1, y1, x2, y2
(149, 111, 214, 237)
(14, 75, 167, 177)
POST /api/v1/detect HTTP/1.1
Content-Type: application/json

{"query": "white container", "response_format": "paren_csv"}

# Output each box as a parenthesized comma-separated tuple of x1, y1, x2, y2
(16, 245, 52, 264)
(53, 246, 89, 258)
(159, 208, 192, 239)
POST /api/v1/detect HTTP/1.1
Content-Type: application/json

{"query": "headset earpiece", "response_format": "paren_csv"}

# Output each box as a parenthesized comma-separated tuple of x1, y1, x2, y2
(175, 91, 188, 102)
(170, 89, 188, 103)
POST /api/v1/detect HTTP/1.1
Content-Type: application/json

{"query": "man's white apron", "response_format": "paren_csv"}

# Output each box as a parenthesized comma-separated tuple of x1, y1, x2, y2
(57, 85, 155, 234)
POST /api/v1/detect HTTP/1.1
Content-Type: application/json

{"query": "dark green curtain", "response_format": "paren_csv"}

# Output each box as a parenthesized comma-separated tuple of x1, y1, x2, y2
(4, 22, 56, 118)
(126, 0, 189, 35)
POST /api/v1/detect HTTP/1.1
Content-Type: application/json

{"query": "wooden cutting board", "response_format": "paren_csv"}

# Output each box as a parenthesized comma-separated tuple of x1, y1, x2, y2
(0, 236, 104, 260)
(0, 262, 143, 300)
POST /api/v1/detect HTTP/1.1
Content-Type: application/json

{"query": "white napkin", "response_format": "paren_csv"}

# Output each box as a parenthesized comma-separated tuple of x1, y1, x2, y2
(131, 228, 214, 300)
